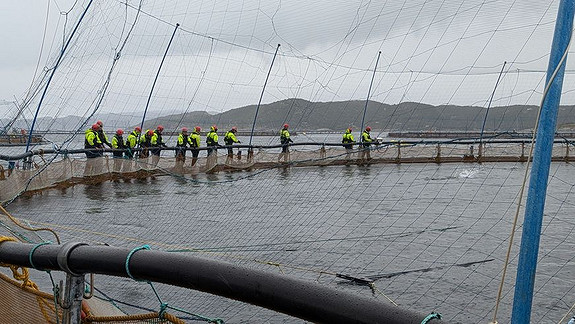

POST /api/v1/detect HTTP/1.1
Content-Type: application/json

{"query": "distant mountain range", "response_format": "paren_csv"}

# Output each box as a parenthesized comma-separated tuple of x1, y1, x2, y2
(146, 99, 575, 132)
(3, 99, 575, 133)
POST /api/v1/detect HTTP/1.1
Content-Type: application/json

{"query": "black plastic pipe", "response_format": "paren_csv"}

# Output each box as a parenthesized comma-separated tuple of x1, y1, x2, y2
(0, 241, 444, 324)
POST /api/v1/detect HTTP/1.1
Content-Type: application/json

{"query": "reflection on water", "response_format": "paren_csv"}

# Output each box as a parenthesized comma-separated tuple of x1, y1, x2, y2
(83, 183, 106, 202)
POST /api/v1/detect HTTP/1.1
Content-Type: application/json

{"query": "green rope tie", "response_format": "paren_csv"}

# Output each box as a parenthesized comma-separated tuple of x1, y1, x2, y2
(125, 244, 225, 323)
(158, 302, 168, 319)
(421, 311, 442, 323)
(166, 304, 225, 323)
(28, 241, 52, 270)
(125, 244, 150, 281)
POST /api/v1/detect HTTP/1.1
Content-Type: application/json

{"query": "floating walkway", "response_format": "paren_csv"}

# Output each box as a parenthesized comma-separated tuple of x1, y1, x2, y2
(1, 139, 574, 203)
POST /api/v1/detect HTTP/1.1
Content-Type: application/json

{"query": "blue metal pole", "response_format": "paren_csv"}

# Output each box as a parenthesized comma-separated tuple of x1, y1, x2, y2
(511, 1, 574, 323)
(249, 44, 280, 146)
(360, 51, 381, 142)
(139, 23, 180, 133)
(479, 61, 506, 146)
(25, 0, 95, 153)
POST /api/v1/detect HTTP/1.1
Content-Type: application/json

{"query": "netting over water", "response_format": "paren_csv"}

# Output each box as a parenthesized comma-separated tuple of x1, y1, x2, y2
(2, 0, 575, 323)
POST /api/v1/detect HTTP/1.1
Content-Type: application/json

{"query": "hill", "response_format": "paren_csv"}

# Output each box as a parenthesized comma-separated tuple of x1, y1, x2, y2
(4, 99, 575, 133)
(147, 99, 575, 132)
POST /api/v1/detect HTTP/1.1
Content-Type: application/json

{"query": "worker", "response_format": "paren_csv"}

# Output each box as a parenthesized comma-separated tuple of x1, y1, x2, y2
(96, 120, 112, 148)
(189, 126, 201, 167)
(111, 129, 125, 172)
(174, 127, 189, 172)
(224, 126, 241, 164)
(84, 123, 104, 176)
(278, 123, 293, 162)
(360, 126, 374, 162)
(124, 126, 141, 172)
(206, 125, 220, 168)
(139, 129, 154, 159)
(150, 125, 167, 167)
(125, 127, 141, 159)
(175, 127, 189, 161)
(342, 128, 355, 160)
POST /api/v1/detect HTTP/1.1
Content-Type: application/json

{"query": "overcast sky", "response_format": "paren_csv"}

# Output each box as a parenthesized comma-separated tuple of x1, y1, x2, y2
(1, 0, 573, 123)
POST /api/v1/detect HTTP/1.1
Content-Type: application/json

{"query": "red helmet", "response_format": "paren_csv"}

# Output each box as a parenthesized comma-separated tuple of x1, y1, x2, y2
(231, 126, 237, 132)
(147, 129, 154, 136)
(182, 127, 188, 133)
(135, 126, 142, 132)
(116, 129, 124, 135)
(211, 125, 218, 131)
(91, 124, 100, 131)
(157, 125, 164, 132)
(195, 126, 201, 132)
(365, 126, 371, 131)
(347, 128, 352, 132)
(96, 120, 103, 126)
(283, 124, 289, 129)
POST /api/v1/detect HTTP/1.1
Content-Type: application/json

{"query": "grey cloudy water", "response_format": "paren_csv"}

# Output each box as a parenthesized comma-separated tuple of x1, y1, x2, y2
(3, 151, 575, 323)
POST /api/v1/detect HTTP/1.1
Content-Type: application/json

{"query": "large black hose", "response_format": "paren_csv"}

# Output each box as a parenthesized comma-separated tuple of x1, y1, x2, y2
(0, 241, 444, 324)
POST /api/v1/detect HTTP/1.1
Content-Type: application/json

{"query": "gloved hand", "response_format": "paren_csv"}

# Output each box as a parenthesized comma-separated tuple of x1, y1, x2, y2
(238, 140, 242, 144)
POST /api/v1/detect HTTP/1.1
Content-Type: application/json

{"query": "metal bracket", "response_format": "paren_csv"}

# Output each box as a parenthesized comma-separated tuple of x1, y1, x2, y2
(57, 242, 87, 276)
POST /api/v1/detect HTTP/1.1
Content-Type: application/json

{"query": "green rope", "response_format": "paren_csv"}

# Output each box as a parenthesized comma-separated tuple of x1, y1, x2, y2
(124, 244, 150, 281)
(166, 304, 225, 324)
(125, 244, 224, 323)
(28, 241, 51, 270)
(421, 311, 442, 323)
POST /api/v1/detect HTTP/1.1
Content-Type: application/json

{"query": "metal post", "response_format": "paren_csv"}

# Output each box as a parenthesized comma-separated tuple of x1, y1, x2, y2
(138, 23, 180, 133)
(521, 142, 525, 160)
(62, 274, 85, 324)
(360, 51, 381, 142)
(249, 44, 280, 147)
(25, 0, 95, 154)
(511, 1, 574, 322)
(479, 62, 506, 148)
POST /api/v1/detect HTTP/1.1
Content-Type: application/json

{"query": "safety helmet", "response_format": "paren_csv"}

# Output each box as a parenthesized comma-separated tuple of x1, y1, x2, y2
(147, 129, 154, 136)
(231, 126, 237, 132)
(96, 120, 103, 126)
(211, 125, 217, 131)
(116, 129, 124, 135)
(135, 126, 142, 132)
(91, 124, 100, 131)
(157, 125, 164, 132)
(195, 126, 201, 132)
(182, 127, 188, 133)
(347, 128, 352, 132)
(283, 123, 289, 129)
(365, 126, 371, 131)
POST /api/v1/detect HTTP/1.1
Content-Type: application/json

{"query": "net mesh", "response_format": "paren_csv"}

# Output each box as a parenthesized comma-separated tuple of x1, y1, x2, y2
(2, 0, 575, 322)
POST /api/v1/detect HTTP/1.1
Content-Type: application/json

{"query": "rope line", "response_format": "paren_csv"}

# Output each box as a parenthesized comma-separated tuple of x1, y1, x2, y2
(28, 241, 52, 270)
(124, 244, 150, 281)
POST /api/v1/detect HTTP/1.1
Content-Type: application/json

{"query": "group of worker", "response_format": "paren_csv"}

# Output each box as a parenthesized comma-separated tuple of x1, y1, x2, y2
(84, 120, 376, 174)
(342, 125, 375, 160)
